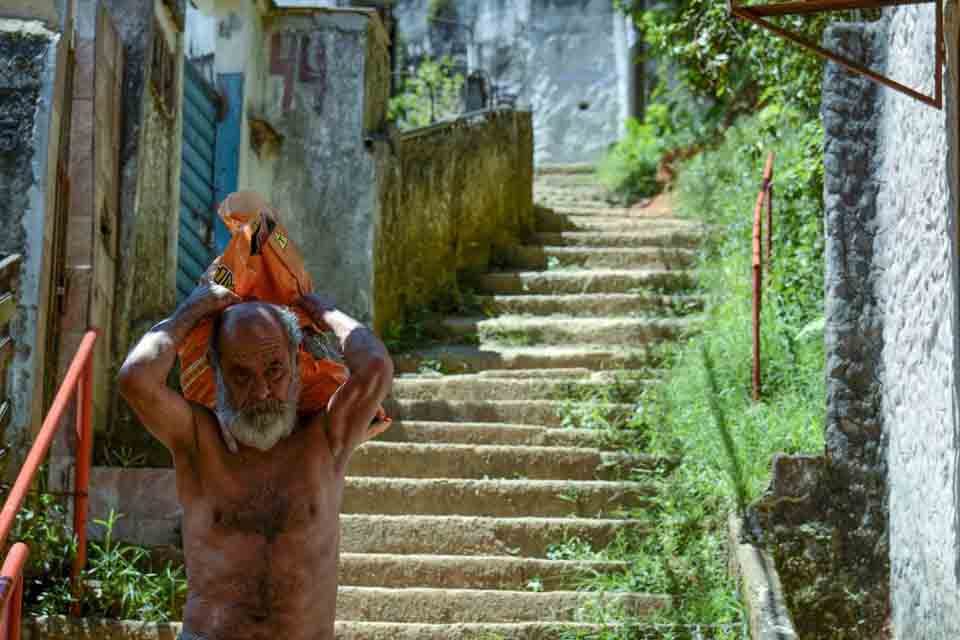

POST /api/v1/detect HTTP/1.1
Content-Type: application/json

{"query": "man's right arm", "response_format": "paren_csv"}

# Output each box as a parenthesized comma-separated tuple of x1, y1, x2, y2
(117, 281, 239, 453)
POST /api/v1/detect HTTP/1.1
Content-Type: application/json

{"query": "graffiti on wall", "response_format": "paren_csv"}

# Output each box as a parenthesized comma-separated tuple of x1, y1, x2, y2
(270, 31, 327, 114)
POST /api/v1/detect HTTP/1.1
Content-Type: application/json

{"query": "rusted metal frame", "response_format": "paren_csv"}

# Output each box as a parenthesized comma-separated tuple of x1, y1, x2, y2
(0, 331, 98, 633)
(746, 0, 929, 16)
(752, 189, 765, 402)
(763, 152, 775, 270)
(730, 0, 943, 109)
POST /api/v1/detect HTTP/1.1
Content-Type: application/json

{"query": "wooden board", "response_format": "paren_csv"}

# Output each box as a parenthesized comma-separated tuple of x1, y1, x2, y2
(739, 0, 931, 17)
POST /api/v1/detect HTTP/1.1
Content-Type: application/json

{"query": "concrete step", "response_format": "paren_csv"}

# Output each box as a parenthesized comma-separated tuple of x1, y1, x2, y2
(391, 372, 649, 401)
(377, 420, 605, 448)
(342, 477, 654, 518)
(533, 230, 701, 249)
(348, 441, 657, 481)
(336, 586, 670, 623)
(393, 345, 658, 375)
(340, 514, 648, 557)
(503, 245, 697, 270)
(384, 398, 636, 427)
(479, 292, 704, 316)
(477, 270, 696, 295)
(535, 210, 697, 233)
(334, 621, 636, 640)
(338, 553, 627, 590)
(441, 315, 698, 348)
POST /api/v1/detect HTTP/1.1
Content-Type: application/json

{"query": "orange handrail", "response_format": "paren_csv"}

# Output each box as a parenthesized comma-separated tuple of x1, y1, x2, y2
(0, 330, 98, 635)
(752, 153, 775, 402)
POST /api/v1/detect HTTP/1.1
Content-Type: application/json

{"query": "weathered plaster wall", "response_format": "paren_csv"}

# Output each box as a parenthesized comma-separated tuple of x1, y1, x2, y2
(106, 0, 185, 449)
(0, 19, 63, 459)
(372, 109, 534, 333)
(392, 0, 634, 164)
(265, 10, 388, 322)
(877, 4, 960, 637)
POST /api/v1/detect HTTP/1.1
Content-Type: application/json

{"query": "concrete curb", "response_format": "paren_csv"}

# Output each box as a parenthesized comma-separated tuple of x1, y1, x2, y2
(728, 514, 799, 640)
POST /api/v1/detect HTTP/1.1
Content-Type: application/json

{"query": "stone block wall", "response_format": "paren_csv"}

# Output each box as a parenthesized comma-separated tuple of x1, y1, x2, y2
(372, 109, 534, 334)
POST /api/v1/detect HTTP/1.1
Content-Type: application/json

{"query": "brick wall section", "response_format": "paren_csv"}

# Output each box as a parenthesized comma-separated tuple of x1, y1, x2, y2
(876, 4, 960, 637)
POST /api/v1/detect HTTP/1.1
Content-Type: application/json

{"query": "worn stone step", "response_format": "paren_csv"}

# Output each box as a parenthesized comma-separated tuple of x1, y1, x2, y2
(535, 211, 696, 233)
(377, 420, 605, 448)
(338, 553, 628, 590)
(391, 373, 648, 401)
(477, 270, 696, 295)
(334, 621, 639, 640)
(342, 477, 654, 518)
(348, 441, 655, 481)
(394, 344, 658, 375)
(341, 514, 648, 557)
(533, 230, 701, 249)
(384, 398, 636, 427)
(336, 586, 669, 624)
(503, 245, 697, 270)
(442, 315, 697, 348)
(479, 292, 705, 316)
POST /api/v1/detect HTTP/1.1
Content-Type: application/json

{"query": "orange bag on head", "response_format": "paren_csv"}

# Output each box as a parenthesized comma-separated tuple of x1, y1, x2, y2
(178, 191, 389, 424)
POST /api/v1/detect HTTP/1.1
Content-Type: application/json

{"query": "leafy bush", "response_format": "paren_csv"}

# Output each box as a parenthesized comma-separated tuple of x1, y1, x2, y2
(597, 118, 664, 204)
(388, 57, 465, 130)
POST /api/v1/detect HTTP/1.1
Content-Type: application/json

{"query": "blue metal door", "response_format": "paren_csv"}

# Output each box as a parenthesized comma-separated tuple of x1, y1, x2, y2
(177, 62, 220, 302)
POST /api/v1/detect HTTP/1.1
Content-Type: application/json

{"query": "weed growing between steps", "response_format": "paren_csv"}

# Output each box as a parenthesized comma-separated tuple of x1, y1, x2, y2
(552, 108, 825, 638)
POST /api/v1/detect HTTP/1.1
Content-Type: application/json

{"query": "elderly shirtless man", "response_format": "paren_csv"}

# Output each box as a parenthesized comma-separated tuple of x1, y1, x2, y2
(117, 271, 393, 640)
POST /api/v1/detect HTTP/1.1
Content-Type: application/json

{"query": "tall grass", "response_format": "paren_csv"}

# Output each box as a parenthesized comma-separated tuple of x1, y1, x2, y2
(563, 107, 826, 637)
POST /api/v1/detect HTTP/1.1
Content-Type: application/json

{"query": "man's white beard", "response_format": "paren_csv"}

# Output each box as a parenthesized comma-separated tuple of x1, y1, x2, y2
(215, 370, 300, 451)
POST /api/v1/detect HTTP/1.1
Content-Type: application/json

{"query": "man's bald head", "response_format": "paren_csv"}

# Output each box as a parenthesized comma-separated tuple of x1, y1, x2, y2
(208, 302, 302, 374)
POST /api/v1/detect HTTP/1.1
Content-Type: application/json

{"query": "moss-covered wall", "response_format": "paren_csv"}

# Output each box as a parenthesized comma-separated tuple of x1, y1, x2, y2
(372, 110, 534, 334)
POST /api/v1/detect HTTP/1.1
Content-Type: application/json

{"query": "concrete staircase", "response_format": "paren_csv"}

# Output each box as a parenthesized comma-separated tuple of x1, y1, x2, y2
(335, 168, 702, 638)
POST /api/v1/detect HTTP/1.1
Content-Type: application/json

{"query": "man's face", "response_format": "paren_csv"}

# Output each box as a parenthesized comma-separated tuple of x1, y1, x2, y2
(214, 309, 300, 451)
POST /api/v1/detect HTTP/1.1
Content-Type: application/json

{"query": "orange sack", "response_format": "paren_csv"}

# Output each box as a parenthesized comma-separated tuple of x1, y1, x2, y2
(177, 191, 389, 424)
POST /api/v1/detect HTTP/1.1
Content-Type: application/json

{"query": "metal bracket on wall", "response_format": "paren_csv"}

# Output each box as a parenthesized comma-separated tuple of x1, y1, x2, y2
(729, 0, 944, 109)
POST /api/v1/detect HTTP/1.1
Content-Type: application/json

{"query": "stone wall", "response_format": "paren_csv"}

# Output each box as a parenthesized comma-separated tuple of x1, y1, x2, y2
(0, 17, 65, 464)
(372, 109, 534, 334)
(877, 3, 960, 637)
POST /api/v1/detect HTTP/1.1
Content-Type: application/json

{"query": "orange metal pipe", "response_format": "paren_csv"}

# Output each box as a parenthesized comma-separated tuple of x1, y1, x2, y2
(0, 331, 97, 551)
(764, 152, 775, 270)
(70, 355, 94, 615)
(752, 190, 765, 401)
(0, 543, 29, 640)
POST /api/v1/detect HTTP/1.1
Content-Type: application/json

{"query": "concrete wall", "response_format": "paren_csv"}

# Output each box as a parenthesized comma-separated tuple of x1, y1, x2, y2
(372, 110, 534, 333)
(105, 0, 185, 450)
(392, 0, 636, 164)
(0, 17, 65, 462)
(265, 9, 389, 322)
(876, 4, 960, 637)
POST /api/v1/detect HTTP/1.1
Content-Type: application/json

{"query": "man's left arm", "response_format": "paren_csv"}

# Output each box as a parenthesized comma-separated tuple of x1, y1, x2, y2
(297, 294, 393, 467)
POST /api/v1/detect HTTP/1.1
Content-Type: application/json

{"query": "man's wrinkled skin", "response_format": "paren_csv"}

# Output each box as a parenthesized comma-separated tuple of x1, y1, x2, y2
(118, 267, 393, 640)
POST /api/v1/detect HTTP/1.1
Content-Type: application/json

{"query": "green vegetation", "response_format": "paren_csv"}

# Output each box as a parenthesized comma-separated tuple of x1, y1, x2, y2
(11, 494, 186, 621)
(555, 107, 826, 637)
(389, 56, 465, 130)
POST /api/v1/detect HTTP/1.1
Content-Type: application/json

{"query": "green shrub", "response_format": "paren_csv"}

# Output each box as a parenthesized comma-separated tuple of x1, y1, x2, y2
(597, 118, 664, 204)
(389, 56, 464, 130)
